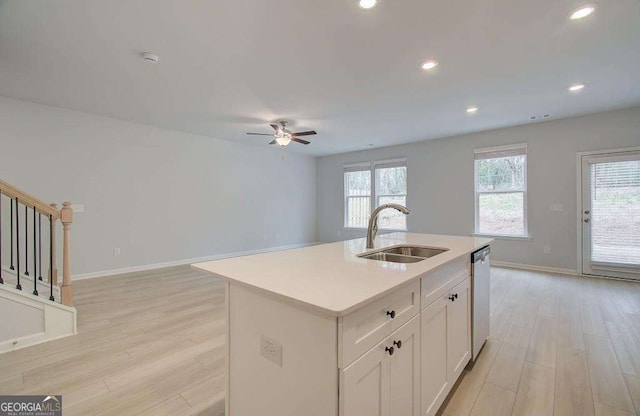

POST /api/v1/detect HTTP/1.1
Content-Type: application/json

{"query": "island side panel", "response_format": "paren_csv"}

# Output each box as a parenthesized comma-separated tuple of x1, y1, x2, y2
(228, 282, 338, 416)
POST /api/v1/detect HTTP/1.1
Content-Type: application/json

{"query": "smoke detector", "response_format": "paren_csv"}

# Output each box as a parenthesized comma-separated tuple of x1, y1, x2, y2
(141, 52, 159, 64)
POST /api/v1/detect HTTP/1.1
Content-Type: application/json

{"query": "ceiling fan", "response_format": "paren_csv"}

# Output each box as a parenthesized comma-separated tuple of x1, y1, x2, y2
(246, 121, 317, 146)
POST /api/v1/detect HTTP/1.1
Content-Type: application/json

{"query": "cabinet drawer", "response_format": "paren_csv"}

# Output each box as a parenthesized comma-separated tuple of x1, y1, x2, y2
(339, 280, 420, 368)
(421, 256, 470, 310)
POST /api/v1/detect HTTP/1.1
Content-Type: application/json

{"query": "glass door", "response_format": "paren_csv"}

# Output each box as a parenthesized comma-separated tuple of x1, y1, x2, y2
(581, 151, 640, 279)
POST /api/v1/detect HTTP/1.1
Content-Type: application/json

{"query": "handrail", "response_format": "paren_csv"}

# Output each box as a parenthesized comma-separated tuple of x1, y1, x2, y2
(0, 179, 61, 219)
(0, 178, 74, 307)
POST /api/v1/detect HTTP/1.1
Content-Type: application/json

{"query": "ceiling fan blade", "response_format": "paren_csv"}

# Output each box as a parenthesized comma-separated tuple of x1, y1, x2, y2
(292, 130, 317, 137)
(268, 139, 278, 145)
(246, 133, 274, 136)
(291, 137, 311, 145)
(270, 124, 281, 132)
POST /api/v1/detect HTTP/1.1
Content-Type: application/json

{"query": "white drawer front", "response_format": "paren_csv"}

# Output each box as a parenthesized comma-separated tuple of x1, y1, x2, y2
(421, 256, 470, 310)
(340, 280, 420, 368)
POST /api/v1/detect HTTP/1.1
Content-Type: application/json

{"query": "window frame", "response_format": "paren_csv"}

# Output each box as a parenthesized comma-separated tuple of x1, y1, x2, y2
(473, 144, 530, 238)
(343, 162, 373, 230)
(344, 158, 408, 231)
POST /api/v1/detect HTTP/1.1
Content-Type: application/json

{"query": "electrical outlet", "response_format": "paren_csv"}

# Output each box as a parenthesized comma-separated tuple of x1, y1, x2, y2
(550, 204, 564, 212)
(261, 335, 282, 367)
(543, 246, 551, 254)
(72, 204, 85, 213)
(114, 248, 121, 256)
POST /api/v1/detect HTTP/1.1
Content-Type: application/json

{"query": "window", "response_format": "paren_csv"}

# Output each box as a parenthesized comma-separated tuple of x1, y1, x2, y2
(474, 144, 528, 237)
(344, 159, 408, 230)
(344, 164, 372, 229)
(374, 161, 408, 230)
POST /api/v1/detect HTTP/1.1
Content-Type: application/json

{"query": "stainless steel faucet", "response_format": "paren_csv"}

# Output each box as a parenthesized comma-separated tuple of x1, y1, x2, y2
(366, 203, 411, 249)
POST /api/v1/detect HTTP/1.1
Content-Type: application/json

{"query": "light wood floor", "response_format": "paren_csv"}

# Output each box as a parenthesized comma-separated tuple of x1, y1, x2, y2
(0, 265, 226, 416)
(442, 267, 640, 416)
(1, 266, 639, 415)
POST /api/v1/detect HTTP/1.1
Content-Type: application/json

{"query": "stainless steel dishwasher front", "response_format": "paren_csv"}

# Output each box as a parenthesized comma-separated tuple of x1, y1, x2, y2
(471, 245, 491, 362)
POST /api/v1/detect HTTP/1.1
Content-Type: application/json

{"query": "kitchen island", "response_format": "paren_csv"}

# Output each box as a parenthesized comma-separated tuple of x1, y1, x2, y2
(193, 232, 492, 416)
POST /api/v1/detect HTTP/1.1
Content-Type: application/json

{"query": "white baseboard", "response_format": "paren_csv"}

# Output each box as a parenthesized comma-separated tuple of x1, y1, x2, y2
(72, 242, 321, 281)
(492, 260, 578, 276)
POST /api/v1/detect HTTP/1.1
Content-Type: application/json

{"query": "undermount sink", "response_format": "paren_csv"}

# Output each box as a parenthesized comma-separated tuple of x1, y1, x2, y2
(380, 246, 448, 259)
(359, 252, 427, 263)
(358, 245, 448, 264)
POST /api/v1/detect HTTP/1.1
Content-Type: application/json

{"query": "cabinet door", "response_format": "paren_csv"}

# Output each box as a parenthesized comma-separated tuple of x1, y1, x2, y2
(390, 315, 420, 416)
(420, 297, 449, 416)
(446, 278, 470, 382)
(341, 340, 390, 416)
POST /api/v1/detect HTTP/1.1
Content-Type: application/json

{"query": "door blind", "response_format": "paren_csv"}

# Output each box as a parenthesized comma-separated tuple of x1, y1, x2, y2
(590, 159, 640, 266)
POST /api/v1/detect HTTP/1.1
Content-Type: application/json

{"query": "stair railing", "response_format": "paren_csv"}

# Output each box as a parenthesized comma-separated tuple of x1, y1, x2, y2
(0, 179, 74, 307)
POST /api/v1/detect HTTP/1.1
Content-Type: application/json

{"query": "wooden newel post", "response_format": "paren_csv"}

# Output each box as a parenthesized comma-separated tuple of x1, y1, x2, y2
(61, 202, 74, 306)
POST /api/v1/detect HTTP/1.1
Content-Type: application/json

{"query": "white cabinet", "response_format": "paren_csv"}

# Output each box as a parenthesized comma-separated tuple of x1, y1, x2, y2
(390, 315, 421, 416)
(420, 297, 449, 416)
(340, 281, 420, 368)
(341, 315, 421, 416)
(421, 278, 471, 416)
(447, 278, 470, 381)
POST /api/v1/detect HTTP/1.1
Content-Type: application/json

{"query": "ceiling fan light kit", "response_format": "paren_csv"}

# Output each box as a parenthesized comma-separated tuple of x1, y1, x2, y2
(246, 121, 317, 147)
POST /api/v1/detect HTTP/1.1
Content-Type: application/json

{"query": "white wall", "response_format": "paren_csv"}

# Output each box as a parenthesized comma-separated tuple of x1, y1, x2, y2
(0, 96, 316, 275)
(317, 106, 640, 272)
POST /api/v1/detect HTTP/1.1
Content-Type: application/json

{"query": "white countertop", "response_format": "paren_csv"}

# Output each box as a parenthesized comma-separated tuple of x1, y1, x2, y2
(192, 233, 492, 317)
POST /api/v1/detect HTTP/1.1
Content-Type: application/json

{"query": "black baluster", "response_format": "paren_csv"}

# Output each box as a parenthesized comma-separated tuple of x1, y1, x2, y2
(32, 207, 38, 296)
(0, 194, 3, 285)
(16, 198, 21, 290)
(38, 213, 43, 281)
(24, 205, 29, 277)
(10, 199, 14, 271)
(49, 214, 54, 301)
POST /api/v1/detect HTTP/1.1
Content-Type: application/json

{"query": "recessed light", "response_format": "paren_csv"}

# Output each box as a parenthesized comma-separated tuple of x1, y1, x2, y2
(421, 60, 439, 70)
(569, 83, 585, 92)
(570, 4, 597, 20)
(466, 107, 478, 114)
(359, 0, 377, 9)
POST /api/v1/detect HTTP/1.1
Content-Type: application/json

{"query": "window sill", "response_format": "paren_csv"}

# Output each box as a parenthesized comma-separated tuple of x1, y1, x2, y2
(471, 233, 533, 241)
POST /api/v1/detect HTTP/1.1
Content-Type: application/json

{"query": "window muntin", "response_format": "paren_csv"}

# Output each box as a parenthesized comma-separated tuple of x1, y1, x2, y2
(474, 145, 527, 236)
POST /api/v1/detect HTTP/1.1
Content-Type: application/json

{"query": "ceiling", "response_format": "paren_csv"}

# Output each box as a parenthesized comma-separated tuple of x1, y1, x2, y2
(1, 0, 639, 156)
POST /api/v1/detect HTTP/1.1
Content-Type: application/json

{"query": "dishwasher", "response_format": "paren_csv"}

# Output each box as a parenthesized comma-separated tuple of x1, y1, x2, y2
(471, 245, 490, 362)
